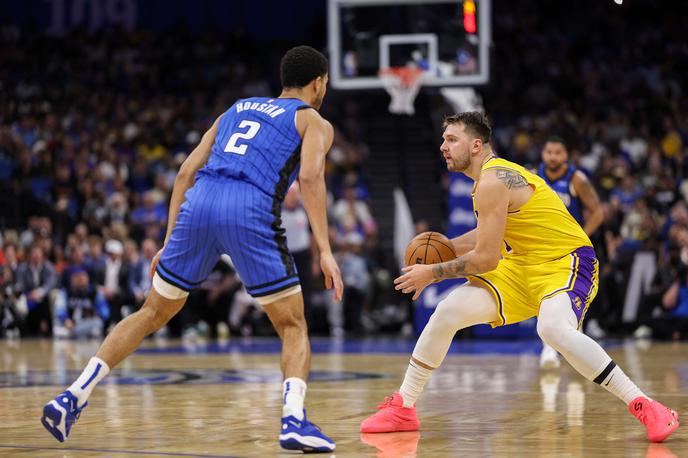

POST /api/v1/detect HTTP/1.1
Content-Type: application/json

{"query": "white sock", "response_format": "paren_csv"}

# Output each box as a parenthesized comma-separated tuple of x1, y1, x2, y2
(396, 286, 497, 408)
(68, 357, 110, 407)
(399, 359, 433, 408)
(591, 360, 648, 405)
(282, 377, 306, 420)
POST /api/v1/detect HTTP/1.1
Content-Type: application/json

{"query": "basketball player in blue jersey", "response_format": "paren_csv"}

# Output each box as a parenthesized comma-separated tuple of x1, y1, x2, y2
(537, 136, 604, 369)
(41, 46, 343, 453)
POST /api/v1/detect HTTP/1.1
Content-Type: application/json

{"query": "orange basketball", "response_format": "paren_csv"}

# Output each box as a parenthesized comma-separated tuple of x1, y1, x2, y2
(404, 232, 457, 266)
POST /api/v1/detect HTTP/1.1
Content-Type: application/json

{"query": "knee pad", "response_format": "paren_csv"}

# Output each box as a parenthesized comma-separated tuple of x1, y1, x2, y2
(152, 273, 190, 300)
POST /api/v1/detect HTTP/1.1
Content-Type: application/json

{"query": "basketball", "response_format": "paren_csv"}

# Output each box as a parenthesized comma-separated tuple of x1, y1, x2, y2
(404, 232, 457, 266)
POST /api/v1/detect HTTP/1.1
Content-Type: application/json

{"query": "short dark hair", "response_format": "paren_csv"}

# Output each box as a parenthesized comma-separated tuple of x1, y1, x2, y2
(443, 111, 492, 144)
(280, 46, 329, 89)
(544, 135, 567, 150)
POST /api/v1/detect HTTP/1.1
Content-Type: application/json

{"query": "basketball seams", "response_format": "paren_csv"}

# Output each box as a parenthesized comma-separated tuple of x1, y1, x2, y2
(407, 245, 422, 265)
(428, 245, 442, 261)
(427, 237, 455, 253)
(404, 231, 456, 266)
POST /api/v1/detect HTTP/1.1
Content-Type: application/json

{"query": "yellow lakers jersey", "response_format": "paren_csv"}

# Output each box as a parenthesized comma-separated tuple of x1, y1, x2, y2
(472, 157, 592, 264)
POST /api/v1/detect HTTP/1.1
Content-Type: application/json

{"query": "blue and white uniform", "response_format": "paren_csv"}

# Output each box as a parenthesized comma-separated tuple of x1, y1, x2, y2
(157, 97, 312, 300)
(537, 163, 583, 224)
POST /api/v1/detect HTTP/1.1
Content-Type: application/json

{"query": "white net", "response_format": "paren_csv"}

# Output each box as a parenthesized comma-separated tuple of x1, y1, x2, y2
(379, 67, 424, 115)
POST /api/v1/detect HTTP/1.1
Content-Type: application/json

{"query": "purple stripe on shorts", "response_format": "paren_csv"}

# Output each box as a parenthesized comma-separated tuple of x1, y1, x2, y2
(566, 246, 598, 322)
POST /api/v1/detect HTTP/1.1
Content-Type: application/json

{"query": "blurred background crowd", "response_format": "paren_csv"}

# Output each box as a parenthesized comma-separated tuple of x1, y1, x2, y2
(1, 0, 687, 341)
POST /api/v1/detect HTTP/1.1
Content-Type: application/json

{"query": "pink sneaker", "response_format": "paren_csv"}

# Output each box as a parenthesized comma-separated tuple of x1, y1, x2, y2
(360, 392, 420, 433)
(629, 397, 679, 442)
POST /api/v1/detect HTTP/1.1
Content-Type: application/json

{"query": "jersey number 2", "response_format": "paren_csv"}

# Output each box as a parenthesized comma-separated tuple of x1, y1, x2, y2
(224, 120, 261, 155)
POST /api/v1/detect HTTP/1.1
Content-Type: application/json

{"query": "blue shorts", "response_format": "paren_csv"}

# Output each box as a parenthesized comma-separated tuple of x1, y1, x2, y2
(157, 174, 300, 298)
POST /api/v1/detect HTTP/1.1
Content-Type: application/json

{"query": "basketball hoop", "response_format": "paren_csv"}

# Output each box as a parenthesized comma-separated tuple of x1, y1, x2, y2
(379, 67, 424, 115)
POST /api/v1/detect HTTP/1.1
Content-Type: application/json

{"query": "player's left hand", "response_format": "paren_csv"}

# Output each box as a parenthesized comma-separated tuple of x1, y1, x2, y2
(320, 251, 344, 303)
(394, 264, 434, 301)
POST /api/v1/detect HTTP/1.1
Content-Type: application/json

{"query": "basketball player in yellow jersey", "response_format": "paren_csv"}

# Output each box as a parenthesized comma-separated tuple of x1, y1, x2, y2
(360, 112, 679, 443)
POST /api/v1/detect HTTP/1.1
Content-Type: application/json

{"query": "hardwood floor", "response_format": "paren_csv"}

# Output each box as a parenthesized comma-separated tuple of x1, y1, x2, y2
(0, 338, 685, 457)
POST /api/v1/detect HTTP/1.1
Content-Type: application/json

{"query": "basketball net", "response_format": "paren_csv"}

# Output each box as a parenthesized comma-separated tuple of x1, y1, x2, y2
(379, 67, 424, 115)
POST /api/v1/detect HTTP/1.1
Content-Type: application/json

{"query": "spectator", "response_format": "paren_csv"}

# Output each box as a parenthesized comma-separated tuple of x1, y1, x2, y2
(53, 269, 110, 339)
(84, 235, 106, 285)
(0, 264, 21, 338)
(332, 185, 377, 237)
(336, 231, 371, 335)
(102, 239, 128, 324)
(643, 266, 688, 340)
(105, 192, 130, 226)
(130, 191, 167, 241)
(127, 238, 157, 310)
(14, 244, 57, 336)
(61, 244, 87, 288)
(611, 175, 644, 213)
(2, 243, 20, 276)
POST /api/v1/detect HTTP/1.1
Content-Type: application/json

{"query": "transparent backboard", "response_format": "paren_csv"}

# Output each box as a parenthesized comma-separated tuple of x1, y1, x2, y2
(328, 0, 491, 89)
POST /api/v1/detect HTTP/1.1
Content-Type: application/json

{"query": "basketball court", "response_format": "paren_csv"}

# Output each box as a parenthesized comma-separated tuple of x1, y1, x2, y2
(1, 338, 686, 457)
(1, 1, 685, 456)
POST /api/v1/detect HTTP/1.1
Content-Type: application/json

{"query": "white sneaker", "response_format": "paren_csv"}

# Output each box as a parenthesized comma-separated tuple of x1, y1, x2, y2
(633, 325, 652, 339)
(539, 344, 561, 370)
(585, 318, 606, 339)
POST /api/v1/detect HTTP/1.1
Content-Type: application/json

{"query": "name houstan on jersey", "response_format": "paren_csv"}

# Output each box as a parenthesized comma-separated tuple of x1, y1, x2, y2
(235, 101, 286, 118)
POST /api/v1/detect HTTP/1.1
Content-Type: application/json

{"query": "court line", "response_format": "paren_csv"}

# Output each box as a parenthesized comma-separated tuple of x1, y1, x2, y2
(0, 444, 240, 458)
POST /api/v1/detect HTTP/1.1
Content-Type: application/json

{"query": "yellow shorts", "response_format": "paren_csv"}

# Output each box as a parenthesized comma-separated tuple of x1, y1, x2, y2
(468, 246, 599, 328)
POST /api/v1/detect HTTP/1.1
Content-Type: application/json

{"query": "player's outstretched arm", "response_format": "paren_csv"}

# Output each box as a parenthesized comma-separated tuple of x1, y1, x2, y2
(573, 171, 604, 236)
(150, 116, 220, 278)
(394, 171, 509, 300)
(297, 109, 343, 302)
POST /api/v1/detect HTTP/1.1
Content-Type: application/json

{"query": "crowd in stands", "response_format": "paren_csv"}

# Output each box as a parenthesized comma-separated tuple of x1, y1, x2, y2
(2, 0, 687, 341)
(0, 27, 379, 339)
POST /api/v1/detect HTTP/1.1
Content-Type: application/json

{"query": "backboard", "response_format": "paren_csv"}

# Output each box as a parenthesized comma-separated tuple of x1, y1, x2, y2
(328, 0, 491, 90)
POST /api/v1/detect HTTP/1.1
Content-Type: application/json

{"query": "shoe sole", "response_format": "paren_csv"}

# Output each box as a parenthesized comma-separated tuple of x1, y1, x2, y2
(360, 421, 420, 433)
(649, 411, 679, 443)
(279, 433, 335, 453)
(41, 402, 66, 442)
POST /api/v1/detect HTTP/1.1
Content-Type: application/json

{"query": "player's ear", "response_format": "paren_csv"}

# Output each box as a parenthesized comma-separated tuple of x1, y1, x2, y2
(313, 75, 324, 93)
(473, 138, 482, 153)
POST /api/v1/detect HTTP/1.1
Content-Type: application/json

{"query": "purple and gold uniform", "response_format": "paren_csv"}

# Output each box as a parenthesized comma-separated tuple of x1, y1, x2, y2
(468, 158, 599, 327)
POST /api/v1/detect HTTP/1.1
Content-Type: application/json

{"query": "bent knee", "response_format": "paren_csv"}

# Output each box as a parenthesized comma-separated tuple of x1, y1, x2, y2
(140, 303, 177, 333)
(429, 290, 496, 333)
(427, 302, 459, 333)
(537, 318, 576, 349)
(272, 312, 308, 335)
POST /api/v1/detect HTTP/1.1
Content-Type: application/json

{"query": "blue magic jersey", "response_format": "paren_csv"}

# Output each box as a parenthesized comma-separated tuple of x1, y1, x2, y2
(199, 97, 311, 197)
(157, 97, 314, 300)
(537, 163, 583, 224)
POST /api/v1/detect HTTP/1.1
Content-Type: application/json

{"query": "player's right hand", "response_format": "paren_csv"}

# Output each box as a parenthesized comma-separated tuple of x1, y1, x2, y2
(320, 251, 343, 302)
(149, 248, 164, 279)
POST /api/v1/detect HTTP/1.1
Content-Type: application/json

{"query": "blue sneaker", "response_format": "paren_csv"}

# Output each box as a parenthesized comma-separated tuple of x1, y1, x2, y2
(41, 391, 87, 442)
(280, 410, 335, 453)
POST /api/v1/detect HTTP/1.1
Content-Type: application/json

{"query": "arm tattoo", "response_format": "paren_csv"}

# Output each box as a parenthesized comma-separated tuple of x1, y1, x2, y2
(493, 168, 529, 189)
(432, 256, 469, 279)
